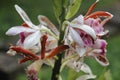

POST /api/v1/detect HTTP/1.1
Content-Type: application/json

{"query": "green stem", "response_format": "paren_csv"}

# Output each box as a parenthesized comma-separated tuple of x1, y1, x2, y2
(51, 3, 66, 79)
(51, 26, 65, 80)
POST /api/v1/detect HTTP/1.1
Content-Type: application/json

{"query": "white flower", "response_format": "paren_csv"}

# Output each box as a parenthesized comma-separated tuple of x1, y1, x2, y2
(6, 5, 55, 49)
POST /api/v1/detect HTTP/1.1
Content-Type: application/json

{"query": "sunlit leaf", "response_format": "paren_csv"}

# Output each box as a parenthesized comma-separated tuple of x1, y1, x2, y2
(96, 68, 113, 80)
(104, 70, 113, 80)
(65, 0, 82, 20)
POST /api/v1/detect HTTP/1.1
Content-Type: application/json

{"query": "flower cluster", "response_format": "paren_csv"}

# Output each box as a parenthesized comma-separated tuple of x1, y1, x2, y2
(6, 0, 113, 80)
(63, 1, 113, 79)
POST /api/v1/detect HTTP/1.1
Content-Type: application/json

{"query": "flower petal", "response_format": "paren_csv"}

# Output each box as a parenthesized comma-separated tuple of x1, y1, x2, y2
(68, 23, 96, 40)
(76, 46, 86, 57)
(6, 26, 35, 36)
(93, 39, 107, 49)
(95, 54, 109, 66)
(76, 63, 96, 80)
(69, 27, 84, 47)
(23, 31, 41, 49)
(15, 5, 39, 29)
(73, 15, 84, 24)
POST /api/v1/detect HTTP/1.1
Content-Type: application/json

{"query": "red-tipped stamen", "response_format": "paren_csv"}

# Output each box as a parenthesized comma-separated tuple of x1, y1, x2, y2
(40, 35, 48, 59)
(45, 45, 69, 59)
(85, 0, 99, 17)
(10, 46, 39, 59)
(84, 11, 113, 20)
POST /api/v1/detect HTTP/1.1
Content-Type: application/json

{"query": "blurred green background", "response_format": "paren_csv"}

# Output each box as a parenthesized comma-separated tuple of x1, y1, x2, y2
(0, 0, 120, 80)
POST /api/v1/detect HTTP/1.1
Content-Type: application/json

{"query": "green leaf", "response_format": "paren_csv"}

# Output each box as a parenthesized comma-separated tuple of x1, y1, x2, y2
(65, 0, 82, 20)
(51, 0, 62, 23)
(67, 69, 84, 80)
(104, 70, 113, 80)
(96, 69, 113, 80)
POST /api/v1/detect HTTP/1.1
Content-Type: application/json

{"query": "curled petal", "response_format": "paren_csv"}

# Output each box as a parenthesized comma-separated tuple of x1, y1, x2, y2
(23, 31, 41, 49)
(81, 63, 92, 74)
(69, 27, 84, 47)
(95, 54, 109, 66)
(69, 23, 96, 40)
(93, 39, 107, 49)
(15, 5, 38, 29)
(6, 26, 35, 36)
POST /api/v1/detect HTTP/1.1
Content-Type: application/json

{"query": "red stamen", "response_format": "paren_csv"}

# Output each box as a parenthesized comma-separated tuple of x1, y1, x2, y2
(10, 46, 39, 59)
(85, 0, 99, 17)
(84, 11, 112, 20)
(19, 57, 33, 64)
(40, 35, 48, 59)
(45, 45, 69, 59)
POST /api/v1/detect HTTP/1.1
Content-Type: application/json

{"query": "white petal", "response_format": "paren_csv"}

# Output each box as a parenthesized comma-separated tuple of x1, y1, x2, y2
(76, 74, 96, 80)
(15, 5, 38, 29)
(69, 23, 96, 40)
(69, 27, 84, 47)
(7, 49, 17, 56)
(27, 60, 42, 72)
(6, 26, 35, 35)
(76, 64, 96, 80)
(72, 15, 84, 24)
(76, 46, 86, 57)
(81, 63, 92, 74)
(23, 31, 41, 49)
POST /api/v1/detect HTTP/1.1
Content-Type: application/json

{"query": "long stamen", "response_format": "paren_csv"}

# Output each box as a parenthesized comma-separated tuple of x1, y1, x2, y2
(84, 11, 113, 20)
(19, 57, 33, 64)
(40, 35, 48, 59)
(85, 0, 99, 17)
(10, 46, 39, 59)
(45, 45, 69, 59)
